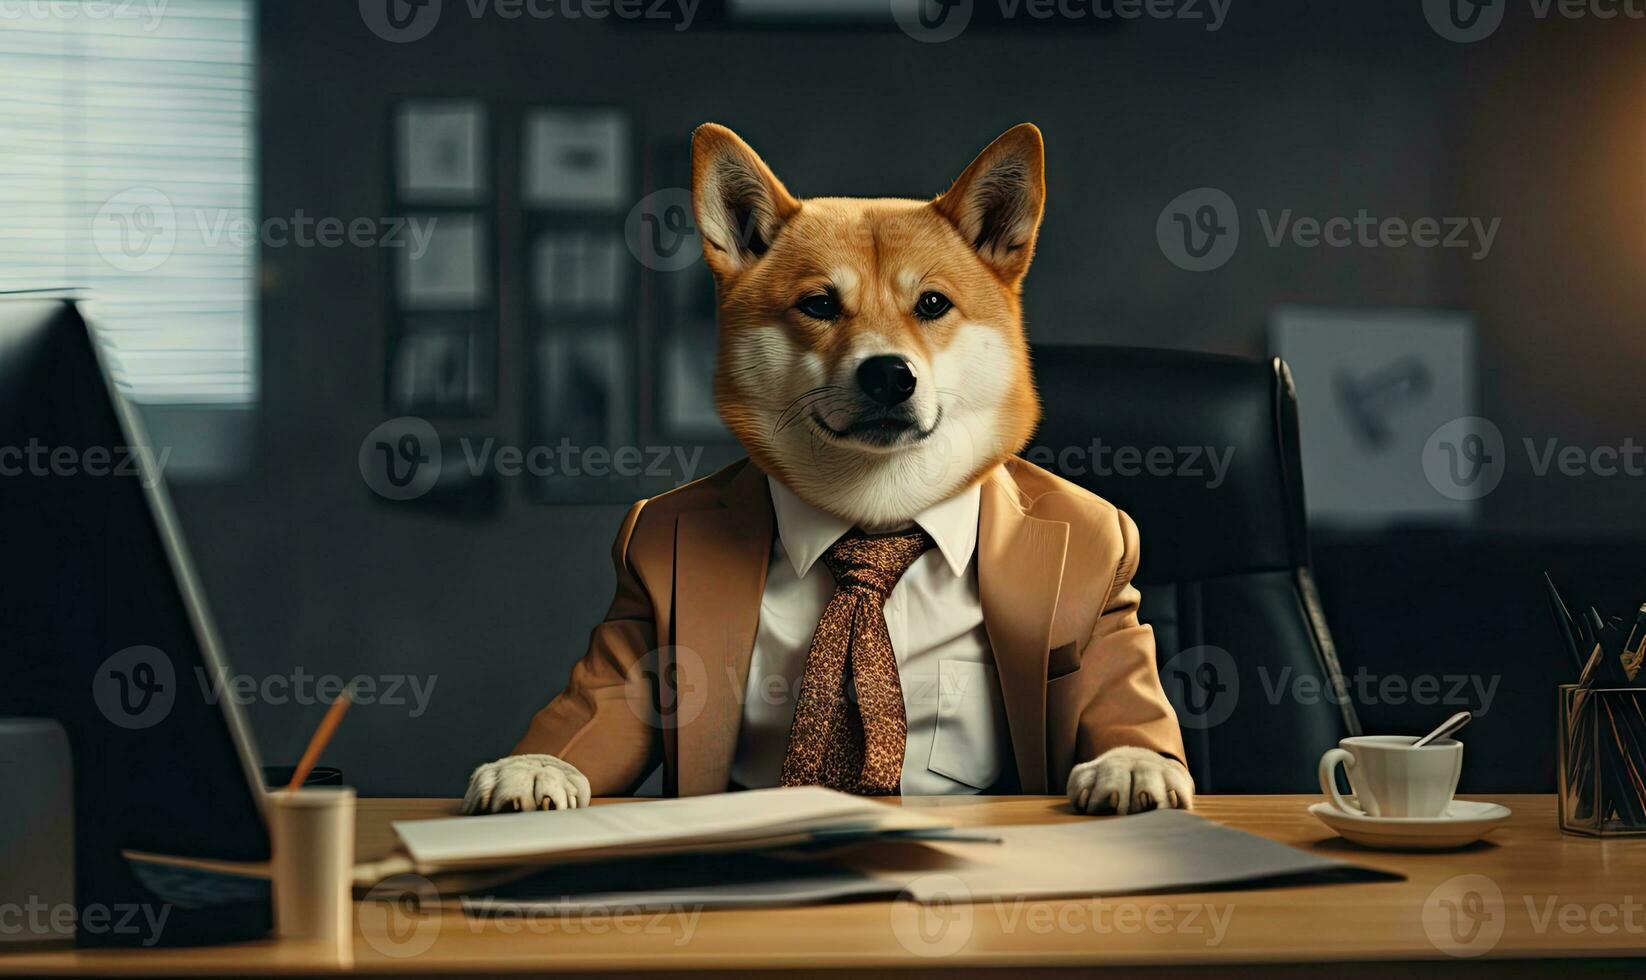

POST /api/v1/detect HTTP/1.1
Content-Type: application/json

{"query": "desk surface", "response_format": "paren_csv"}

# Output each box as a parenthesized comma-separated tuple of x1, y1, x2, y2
(2, 795, 1643, 976)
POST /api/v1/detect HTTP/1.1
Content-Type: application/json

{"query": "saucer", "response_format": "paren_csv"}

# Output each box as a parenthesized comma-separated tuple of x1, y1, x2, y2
(1309, 797, 1512, 850)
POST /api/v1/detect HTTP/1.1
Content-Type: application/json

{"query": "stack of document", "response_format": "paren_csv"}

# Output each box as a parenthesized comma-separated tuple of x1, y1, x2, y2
(386, 787, 1398, 914)
(391, 786, 950, 874)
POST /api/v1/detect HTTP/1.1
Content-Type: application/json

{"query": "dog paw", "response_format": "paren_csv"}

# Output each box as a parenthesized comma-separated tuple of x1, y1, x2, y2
(462, 754, 592, 815)
(1066, 746, 1195, 816)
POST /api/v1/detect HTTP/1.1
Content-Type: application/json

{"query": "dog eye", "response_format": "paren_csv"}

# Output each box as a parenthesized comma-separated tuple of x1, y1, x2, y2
(795, 292, 841, 321)
(914, 291, 952, 321)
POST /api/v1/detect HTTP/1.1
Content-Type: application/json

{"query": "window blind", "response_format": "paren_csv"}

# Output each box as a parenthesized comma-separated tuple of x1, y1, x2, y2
(0, 0, 257, 404)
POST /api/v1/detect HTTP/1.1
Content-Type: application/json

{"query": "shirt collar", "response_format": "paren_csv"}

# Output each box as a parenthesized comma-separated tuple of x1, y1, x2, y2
(766, 475, 982, 579)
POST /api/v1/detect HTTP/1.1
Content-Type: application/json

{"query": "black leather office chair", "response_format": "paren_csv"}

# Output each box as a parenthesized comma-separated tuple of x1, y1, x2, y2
(1030, 345, 1361, 792)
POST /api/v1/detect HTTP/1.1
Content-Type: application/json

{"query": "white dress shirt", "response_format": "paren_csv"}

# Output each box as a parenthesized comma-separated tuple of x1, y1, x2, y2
(729, 475, 1012, 794)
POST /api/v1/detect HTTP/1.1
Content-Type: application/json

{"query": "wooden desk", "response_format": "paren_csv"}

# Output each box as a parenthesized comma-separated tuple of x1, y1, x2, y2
(2, 795, 1643, 976)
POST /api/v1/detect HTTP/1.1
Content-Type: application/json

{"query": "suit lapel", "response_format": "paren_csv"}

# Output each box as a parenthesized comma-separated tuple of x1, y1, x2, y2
(977, 467, 1069, 794)
(673, 462, 772, 796)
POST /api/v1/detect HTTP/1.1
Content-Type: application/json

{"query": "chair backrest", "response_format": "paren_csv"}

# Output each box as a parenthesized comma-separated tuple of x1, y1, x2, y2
(1029, 345, 1361, 792)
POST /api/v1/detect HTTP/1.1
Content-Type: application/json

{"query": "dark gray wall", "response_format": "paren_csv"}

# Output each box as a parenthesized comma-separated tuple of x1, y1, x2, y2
(169, 2, 1645, 795)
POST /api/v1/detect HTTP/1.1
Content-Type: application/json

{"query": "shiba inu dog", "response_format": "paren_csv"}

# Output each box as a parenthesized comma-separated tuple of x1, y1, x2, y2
(694, 122, 1043, 531)
(464, 124, 1192, 817)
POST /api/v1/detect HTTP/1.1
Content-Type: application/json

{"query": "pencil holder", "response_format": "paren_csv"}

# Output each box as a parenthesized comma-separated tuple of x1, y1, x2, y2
(1558, 684, 1646, 837)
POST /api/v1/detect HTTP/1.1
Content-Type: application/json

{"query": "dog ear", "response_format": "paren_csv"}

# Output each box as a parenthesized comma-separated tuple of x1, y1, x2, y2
(691, 124, 800, 278)
(932, 123, 1046, 286)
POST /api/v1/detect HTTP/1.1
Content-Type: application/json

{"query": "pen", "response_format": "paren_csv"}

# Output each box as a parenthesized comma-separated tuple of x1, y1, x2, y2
(1544, 573, 1584, 675)
(286, 684, 356, 791)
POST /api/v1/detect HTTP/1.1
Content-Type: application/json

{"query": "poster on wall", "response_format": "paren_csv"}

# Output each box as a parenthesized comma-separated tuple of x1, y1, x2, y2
(530, 230, 626, 314)
(1271, 305, 1483, 528)
(522, 108, 630, 210)
(388, 312, 495, 415)
(395, 100, 487, 203)
(396, 213, 488, 309)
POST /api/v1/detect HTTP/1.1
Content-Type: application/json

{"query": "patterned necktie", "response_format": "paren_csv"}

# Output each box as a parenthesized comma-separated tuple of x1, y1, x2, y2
(779, 529, 934, 795)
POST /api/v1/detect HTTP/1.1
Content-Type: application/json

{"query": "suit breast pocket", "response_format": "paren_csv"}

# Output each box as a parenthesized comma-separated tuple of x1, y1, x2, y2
(927, 660, 1009, 790)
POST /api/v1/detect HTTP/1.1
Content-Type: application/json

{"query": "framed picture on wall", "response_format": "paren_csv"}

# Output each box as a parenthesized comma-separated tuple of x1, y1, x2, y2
(518, 105, 638, 503)
(394, 99, 487, 203)
(396, 213, 489, 309)
(521, 107, 630, 210)
(387, 312, 496, 415)
(530, 228, 627, 315)
(385, 101, 497, 424)
(1271, 305, 1479, 528)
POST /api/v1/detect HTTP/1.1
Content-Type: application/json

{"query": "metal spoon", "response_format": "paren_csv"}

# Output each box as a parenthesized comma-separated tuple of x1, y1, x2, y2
(1413, 710, 1472, 747)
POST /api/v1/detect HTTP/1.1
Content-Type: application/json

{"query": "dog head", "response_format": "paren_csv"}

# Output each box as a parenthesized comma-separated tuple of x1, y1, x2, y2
(691, 123, 1046, 528)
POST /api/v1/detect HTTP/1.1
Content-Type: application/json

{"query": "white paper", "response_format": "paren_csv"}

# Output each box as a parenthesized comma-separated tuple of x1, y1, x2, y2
(393, 786, 945, 871)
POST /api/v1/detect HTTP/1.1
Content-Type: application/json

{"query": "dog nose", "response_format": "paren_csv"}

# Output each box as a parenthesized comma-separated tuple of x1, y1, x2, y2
(856, 356, 917, 407)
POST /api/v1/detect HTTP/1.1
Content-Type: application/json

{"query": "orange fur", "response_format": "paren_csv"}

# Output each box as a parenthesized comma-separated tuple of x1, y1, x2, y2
(691, 123, 1047, 527)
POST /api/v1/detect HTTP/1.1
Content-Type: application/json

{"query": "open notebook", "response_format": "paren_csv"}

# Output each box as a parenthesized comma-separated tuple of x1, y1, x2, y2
(389, 786, 953, 874)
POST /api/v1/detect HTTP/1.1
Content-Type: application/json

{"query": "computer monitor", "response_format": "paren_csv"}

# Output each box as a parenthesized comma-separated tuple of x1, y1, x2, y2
(0, 298, 272, 946)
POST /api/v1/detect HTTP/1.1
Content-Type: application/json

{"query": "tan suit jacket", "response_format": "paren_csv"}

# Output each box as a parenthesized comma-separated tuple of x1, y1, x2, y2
(513, 457, 1185, 796)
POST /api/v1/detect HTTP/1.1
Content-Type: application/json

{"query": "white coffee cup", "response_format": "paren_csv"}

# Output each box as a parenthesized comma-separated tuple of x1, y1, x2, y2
(1318, 735, 1463, 818)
